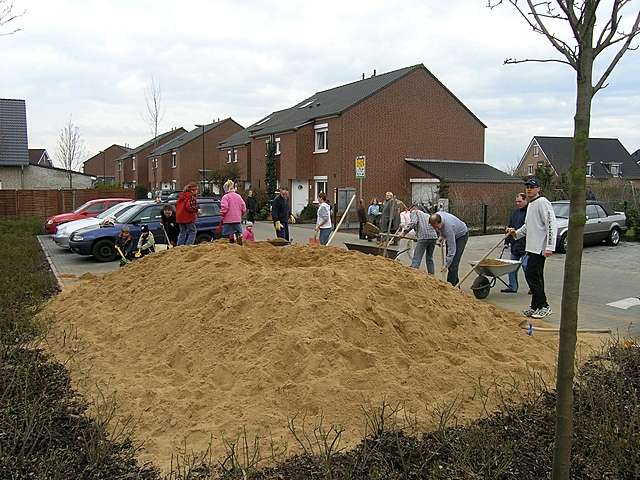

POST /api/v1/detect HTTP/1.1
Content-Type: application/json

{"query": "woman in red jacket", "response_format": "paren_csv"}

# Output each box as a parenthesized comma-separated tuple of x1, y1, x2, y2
(176, 182, 198, 245)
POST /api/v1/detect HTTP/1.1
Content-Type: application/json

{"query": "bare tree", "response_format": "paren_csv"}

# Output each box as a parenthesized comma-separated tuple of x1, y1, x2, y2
(55, 117, 87, 189)
(0, 0, 24, 35)
(489, 1, 640, 478)
(503, 158, 521, 176)
(144, 77, 163, 191)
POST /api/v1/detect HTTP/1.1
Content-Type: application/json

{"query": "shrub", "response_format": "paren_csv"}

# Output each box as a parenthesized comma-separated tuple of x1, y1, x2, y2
(299, 202, 318, 222)
(134, 185, 148, 200)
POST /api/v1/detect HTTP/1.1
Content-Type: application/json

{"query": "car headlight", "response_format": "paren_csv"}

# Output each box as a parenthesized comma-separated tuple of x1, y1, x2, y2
(47, 220, 53, 225)
(71, 234, 84, 241)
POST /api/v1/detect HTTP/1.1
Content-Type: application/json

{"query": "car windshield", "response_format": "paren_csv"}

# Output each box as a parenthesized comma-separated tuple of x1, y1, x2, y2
(553, 203, 570, 218)
(116, 205, 149, 224)
(73, 201, 93, 214)
(96, 203, 128, 219)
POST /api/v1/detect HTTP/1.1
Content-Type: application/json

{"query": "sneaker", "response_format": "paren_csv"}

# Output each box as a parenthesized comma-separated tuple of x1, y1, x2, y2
(522, 307, 536, 317)
(532, 306, 552, 319)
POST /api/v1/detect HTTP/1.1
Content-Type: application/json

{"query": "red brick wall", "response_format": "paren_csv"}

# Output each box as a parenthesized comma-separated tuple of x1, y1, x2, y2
(83, 145, 129, 178)
(138, 129, 187, 188)
(249, 138, 267, 191)
(448, 182, 522, 229)
(0, 189, 135, 220)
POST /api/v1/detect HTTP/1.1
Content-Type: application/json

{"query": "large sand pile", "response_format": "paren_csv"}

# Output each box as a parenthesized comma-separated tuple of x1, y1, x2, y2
(45, 242, 564, 468)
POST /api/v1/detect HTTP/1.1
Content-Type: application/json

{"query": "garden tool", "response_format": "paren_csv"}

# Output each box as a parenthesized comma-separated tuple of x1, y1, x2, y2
(115, 245, 130, 266)
(161, 223, 173, 248)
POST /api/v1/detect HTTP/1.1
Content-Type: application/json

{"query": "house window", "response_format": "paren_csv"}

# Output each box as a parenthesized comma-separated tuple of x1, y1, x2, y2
(233, 149, 238, 163)
(275, 137, 280, 155)
(314, 176, 328, 201)
(171, 152, 177, 168)
(527, 164, 534, 175)
(153, 158, 158, 169)
(314, 124, 328, 153)
(117, 161, 121, 172)
(132, 156, 136, 171)
(609, 164, 621, 176)
(586, 163, 593, 177)
(171, 180, 176, 190)
(533, 145, 539, 157)
(227, 150, 232, 163)
(0, 180, 3, 190)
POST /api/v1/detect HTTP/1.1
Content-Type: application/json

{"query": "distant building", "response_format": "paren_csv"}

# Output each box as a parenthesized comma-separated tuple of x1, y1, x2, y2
(83, 144, 130, 184)
(0, 99, 93, 189)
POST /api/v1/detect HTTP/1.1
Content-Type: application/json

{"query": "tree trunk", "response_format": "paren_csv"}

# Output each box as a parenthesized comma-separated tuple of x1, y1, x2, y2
(551, 18, 595, 480)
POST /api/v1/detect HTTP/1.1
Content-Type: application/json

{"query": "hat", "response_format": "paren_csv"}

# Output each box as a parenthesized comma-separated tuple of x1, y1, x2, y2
(141, 225, 149, 232)
(246, 221, 253, 227)
(121, 225, 130, 233)
(524, 177, 541, 188)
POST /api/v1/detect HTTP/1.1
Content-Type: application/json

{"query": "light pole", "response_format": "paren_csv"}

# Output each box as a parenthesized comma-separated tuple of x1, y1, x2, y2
(196, 123, 206, 193)
(101, 150, 105, 184)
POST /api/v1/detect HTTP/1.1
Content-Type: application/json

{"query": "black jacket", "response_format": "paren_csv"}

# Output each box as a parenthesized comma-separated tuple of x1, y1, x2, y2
(271, 194, 290, 223)
(247, 196, 258, 212)
(506, 206, 527, 256)
(161, 212, 179, 243)
(116, 234, 134, 258)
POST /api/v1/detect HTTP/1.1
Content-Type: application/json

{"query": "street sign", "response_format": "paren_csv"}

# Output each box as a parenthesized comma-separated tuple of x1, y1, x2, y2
(355, 155, 366, 179)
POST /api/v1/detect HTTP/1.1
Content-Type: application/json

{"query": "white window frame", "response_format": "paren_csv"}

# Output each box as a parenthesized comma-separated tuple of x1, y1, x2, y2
(171, 152, 177, 169)
(586, 163, 593, 177)
(233, 149, 238, 163)
(314, 175, 328, 202)
(227, 150, 232, 164)
(132, 156, 136, 171)
(533, 145, 539, 157)
(527, 164, 534, 175)
(171, 180, 177, 190)
(609, 163, 621, 176)
(275, 137, 281, 155)
(314, 125, 328, 154)
(153, 158, 158, 169)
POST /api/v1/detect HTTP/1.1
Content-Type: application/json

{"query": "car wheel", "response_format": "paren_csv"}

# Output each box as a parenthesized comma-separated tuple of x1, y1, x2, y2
(196, 233, 212, 244)
(92, 239, 117, 262)
(607, 227, 621, 246)
(556, 233, 568, 254)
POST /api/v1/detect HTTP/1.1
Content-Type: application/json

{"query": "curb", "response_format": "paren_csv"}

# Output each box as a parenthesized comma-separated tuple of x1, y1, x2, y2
(37, 235, 64, 291)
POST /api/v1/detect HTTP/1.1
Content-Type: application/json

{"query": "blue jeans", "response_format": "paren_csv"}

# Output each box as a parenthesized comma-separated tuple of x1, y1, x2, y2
(177, 223, 197, 245)
(319, 228, 331, 245)
(507, 252, 529, 292)
(411, 239, 436, 274)
(447, 234, 468, 286)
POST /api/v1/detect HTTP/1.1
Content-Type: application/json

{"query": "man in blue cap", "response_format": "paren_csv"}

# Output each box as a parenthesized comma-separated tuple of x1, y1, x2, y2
(506, 177, 557, 319)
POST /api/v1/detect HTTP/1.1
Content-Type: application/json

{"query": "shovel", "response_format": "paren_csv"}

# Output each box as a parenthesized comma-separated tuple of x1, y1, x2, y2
(115, 245, 131, 266)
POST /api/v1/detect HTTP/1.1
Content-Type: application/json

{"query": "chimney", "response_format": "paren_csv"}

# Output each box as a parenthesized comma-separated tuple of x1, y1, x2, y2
(362, 73, 365, 80)
(373, 69, 376, 77)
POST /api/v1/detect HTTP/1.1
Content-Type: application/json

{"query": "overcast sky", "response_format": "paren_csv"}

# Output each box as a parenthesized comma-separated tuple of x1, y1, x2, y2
(2, 0, 639, 170)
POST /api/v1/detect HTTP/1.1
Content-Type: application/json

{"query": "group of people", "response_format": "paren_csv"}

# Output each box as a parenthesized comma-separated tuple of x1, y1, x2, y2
(356, 179, 556, 320)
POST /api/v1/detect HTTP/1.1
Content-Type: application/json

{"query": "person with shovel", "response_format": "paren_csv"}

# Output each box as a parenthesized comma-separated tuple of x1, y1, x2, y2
(506, 177, 557, 319)
(161, 204, 179, 247)
(115, 225, 135, 266)
(136, 224, 155, 258)
(429, 212, 469, 286)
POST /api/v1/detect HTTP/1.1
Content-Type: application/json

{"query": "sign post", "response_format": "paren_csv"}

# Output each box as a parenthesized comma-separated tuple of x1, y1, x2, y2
(355, 155, 366, 201)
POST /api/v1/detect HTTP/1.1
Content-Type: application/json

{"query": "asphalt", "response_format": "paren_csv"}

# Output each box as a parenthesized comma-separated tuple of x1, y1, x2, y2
(38, 221, 640, 336)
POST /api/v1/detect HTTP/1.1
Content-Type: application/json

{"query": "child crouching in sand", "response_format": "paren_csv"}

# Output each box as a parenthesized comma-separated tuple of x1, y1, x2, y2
(243, 221, 255, 242)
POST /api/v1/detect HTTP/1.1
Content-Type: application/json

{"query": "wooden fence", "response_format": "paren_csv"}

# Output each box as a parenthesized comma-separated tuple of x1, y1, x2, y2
(0, 189, 135, 220)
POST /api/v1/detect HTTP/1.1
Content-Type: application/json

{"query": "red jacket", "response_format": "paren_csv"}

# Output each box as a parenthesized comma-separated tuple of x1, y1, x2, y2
(176, 191, 198, 224)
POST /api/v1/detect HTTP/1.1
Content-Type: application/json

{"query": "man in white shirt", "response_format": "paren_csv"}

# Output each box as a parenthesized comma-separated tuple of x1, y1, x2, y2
(507, 177, 557, 319)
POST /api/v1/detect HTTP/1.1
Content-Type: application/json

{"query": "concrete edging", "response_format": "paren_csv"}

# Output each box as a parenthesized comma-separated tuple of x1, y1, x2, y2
(37, 235, 64, 291)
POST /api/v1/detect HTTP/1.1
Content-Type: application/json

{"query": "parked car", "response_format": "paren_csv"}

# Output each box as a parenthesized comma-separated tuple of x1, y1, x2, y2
(53, 201, 142, 249)
(45, 198, 131, 234)
(552, 200, 627, 253)
(159, 190, 178, 202)
(68, 199, 221, 262)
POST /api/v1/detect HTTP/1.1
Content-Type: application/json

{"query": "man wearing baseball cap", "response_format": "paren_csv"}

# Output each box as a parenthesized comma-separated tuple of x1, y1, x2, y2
(506, 177, 557, 319)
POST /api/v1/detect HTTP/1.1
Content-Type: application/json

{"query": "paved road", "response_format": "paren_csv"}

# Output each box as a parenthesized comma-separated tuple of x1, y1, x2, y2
(39, 222, 639, 335)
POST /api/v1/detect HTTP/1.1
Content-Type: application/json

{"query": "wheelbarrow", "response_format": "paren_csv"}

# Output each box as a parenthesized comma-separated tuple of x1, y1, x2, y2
(469, 254, 522, 299)
(344, 241, 403, 259)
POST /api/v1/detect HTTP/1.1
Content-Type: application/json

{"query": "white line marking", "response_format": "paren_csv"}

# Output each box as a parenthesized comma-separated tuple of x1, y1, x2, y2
(607, 297, 640, 310)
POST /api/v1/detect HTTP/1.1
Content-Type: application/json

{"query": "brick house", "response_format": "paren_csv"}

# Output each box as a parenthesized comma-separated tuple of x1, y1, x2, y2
(149, 118, 243, 192)
(28, 148, 53, 167)
(115, 128, 187, 189)
(83, 144, 130, 184)
(218, 64, 508, 215)
(516, 136, 640, 183)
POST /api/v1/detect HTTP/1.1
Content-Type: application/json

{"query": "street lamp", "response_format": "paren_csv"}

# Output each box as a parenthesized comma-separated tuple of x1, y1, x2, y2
(101, 150, 105, 184)
(195, 123, 206, 193)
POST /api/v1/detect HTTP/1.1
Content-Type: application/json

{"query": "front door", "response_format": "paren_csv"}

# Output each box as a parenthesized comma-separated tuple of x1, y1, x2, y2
(291, 180, 309, 216)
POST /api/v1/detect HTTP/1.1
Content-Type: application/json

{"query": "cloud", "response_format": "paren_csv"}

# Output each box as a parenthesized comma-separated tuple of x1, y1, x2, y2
(1, 0, 638, 166)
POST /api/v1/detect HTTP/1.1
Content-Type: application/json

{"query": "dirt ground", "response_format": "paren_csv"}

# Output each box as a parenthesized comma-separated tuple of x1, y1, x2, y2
(43, 242, 604, 470)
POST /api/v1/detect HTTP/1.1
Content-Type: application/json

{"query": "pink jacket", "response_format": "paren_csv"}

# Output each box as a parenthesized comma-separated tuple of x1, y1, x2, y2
(220, 191, 247, 224)
(242, 228, 255, 242)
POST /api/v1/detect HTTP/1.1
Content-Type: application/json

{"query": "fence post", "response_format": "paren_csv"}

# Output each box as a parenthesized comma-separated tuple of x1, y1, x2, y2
(482, 204, 488, 234)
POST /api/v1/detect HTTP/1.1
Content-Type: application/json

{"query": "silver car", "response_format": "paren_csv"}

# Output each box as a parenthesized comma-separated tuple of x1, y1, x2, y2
(53, 201, 138, 248)
(552, 200, 627, 253)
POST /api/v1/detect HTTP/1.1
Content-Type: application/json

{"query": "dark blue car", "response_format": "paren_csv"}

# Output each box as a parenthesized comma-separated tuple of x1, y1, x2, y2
(69, 199, 221, 262)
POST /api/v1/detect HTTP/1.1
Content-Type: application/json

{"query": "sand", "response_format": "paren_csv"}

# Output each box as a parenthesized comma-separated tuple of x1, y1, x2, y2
(44, 242, 572, 469)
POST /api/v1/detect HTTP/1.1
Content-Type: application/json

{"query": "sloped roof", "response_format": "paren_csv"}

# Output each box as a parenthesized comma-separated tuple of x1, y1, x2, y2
(29, 148, 47, 165)
(151, 119, 234, 156)
(0, 98, 29, 166)
(534, 136, 640, 179)
(219, 64, 485, 146)
(406, 159, 520, 183)
(632, 148, 640, 163)
(115, 128, 187, 161)
(219, 128, 252, 148)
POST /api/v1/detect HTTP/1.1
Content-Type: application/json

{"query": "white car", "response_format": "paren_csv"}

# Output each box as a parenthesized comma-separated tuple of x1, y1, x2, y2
(53, 201, 138, 248)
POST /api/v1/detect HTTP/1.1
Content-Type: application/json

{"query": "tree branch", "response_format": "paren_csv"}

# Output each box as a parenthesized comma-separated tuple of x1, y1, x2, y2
(527, 0, 579, 68)
(505, 57, 574, 65)
(593, 9, 640, 94)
